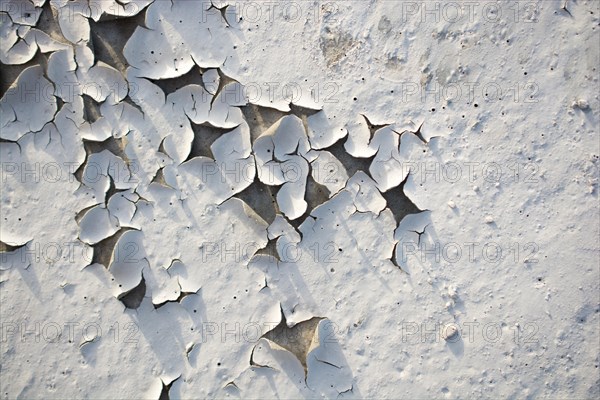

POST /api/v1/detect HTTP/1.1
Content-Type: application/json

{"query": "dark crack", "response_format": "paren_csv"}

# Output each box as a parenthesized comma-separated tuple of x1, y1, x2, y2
(118, 275, 146, 309)
(381, 175, 424, 225)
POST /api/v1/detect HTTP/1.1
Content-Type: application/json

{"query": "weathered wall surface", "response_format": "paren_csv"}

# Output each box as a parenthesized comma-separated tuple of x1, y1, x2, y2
(1, 0, 599, 398)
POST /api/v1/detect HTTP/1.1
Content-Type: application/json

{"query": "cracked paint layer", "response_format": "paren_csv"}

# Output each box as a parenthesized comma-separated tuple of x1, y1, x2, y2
(1, 0, 599, 399)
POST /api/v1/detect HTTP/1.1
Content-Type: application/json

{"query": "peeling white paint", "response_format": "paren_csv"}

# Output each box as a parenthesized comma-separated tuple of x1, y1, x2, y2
(1, 0, 599, 399)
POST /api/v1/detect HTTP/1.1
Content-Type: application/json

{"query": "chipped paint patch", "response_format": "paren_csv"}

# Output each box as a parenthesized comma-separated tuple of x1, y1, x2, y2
(1, 0, 599, 399)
